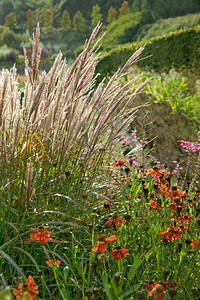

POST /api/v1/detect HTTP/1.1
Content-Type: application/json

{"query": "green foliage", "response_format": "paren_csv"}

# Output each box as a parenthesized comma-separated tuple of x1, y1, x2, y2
(0, 27, 23, 49)
(107, 6, 117, 24)
(118, 0, 130, 16)
(135, 12, 200, 41)
(0, 44, 10, 61)
(26, 9, 35, 29)
(43, 9, 54, 29)
(60, 10, 71, 29)
(4, 12, 18, 30)
(142, 69, 200, 120)
(0, 0, 14, 26)
(101, 10, 154, 51)
(97, 25, 200, 82)
(73, 10, 86, 31)
(91, 4, 102, 27)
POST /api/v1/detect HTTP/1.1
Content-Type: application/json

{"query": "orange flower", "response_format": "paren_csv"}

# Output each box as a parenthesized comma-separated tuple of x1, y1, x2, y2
(150, 199, 160, 210)
(164, 185, 185, 199)
(159, 224, 182, 241)
(148, 283, 166, 300)
(105, 213, 125, 228)
(92, 234, 117, 253)
(45, 260, 61, 266)
(111, 247, 129, 261)
(114, 160, 125, 167)
(168, 198, 185, 212)
(30, 225, 51, 243)
(12, 275, 39, 299)
(191, 237, 200, 252)
(146, 166, 165, 178)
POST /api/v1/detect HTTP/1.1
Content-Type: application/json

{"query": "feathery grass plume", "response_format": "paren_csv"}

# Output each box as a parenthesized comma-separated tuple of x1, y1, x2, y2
(0, 23, 149, 203)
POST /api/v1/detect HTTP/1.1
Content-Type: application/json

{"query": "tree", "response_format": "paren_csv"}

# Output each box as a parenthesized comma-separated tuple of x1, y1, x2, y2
(4, 12, 18, 30)
(107, 6, 117, 24)
(91, 4, 102, 27)
(60, 10, 71, 29)
(43, 9, 53, 29)
(73, 11, 85, 30)
(119, 1, 130, 17)
(26, 9, 34, 29)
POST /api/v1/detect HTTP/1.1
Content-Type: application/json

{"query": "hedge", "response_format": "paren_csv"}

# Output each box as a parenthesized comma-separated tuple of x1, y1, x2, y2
(96, 25, 200, 79)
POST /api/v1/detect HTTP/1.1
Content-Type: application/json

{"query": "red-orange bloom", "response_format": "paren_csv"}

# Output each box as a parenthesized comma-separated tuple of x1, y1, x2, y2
(111, 247, 129, 261)
(45, 260, 61, 266)
(164, 185, 186, 199)
(159, 224, 182, 241)
(105, 213, 125, 228)
(149, 284, 166, 300)
(114, 160, 125, 167)
(191, 238, 200, 252)
(168, 198, 185, 212)
(150, 199, 162, 211)
(92, 234, 117, 253)
(146, 166, 165, 178)
(30, 225, 51, 243)
(12, 275, 39, 299)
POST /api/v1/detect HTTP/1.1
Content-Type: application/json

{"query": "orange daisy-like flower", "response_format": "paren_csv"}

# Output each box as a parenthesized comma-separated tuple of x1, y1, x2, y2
(111, 247, 129, 261)
(191, 237, 200, 252)
(12, 275, 39, 299)
(114, 160, 125, 167)
(105, 213, 125, 228)
(168, 197, 185, 212)
(150, 199, 163, 211)
(148, 283, 166, 300)
(92, 234, 117, 254)
(146, 166, 165, 178)
(159, 224, 182, 241)
(45, 260, 61, 266)
(30, 225, 52, 243)
(164, 185, 186, 199)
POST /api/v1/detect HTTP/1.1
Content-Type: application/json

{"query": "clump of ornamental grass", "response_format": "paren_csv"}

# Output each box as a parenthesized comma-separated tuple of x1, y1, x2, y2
(0, 24, 151, 299)
(0, 23, 149, 211)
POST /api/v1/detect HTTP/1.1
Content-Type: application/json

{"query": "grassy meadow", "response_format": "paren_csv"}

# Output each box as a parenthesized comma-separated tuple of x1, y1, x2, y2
(0, 23, 200, 300)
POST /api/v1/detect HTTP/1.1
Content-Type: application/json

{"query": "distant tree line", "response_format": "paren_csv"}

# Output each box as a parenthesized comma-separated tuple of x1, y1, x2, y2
(1, 0, 199, 32)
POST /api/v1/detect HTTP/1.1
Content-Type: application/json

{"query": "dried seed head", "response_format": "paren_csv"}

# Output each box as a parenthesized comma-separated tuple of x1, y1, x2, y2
(93, 287, 99, 296)
(169, 288, 176, 299)
(84, 289, 92, 297)
(125, 167, 130, 174)
(114, 272, 120, 283)
(176, 243, 182, 253)
(122, 278, 127, 290)
(163, 269, 170, 281)
(176, 206, 182, 215)
(37, 270, 42, 276)
(137, 291, 145, 300)
(92, 261, 98, 270)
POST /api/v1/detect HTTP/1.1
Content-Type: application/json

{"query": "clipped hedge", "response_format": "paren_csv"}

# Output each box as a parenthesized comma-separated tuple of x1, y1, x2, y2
(96, 25, 200, 79)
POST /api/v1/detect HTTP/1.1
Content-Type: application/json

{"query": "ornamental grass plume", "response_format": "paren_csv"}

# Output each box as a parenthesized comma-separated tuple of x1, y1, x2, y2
(0, 23, 150, 199)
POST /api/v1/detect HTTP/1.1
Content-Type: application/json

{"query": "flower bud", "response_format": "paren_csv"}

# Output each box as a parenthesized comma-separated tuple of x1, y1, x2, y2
(114, 272, 120, 287)
(169, 288, 176, 299)
(137, 291, 145, 300)
(163, 269, 170, 280)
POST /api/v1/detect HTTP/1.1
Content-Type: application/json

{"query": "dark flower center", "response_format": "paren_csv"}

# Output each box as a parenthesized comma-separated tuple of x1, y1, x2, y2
(97, 233, 105, 241)
(116, 246, 122, 251)
(37, 225, 46, 233)
(171, 185, 178, 191)
(111, 213, 119, 220)
(152, 166, 158, 171)
(22, 283, 30, 292)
